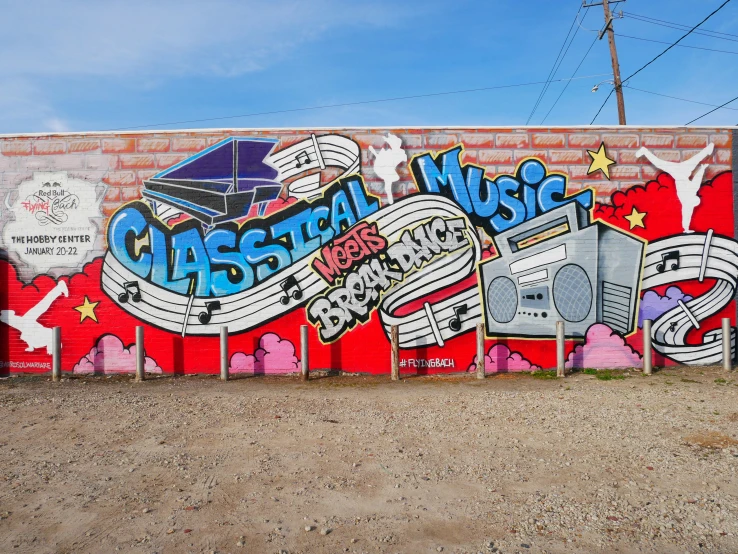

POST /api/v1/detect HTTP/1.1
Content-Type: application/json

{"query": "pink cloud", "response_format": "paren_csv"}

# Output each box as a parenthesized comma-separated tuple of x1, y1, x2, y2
(229, 332, 301, 375)
(467, 344, 541, 373)
(566, 324, 642, 369)
(73, 334, 162, 374)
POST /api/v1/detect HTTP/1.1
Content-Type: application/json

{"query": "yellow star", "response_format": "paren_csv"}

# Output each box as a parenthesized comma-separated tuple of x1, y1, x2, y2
(74, 296, 100, 323)
(587, 142, 616, 179)
(624, 207, 647, 230)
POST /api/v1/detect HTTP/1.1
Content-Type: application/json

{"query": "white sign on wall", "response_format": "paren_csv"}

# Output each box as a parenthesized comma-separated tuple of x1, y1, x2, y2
(3, 172, 103, 272)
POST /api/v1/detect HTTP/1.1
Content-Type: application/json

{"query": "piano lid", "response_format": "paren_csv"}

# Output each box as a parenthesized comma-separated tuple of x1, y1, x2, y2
(154, 137, 280, 190)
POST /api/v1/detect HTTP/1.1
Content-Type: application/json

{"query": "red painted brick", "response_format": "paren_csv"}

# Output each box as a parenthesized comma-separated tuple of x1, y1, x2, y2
(681, 149, 716, 164)
(424, 135, 460, 149)
(137, 170, 159, 182)
(602, 134, 639, 148)
(354, 135, 387, 150)
(119, 154, 155, 169)
(320, 168, 342, 185)
(206, 136, 229, 146)
(121, 186, 144, 202)
(513, 150, 548, 163)
(478, 150, 513, 164)
(32, 141, 66, 155)
(398, 135, 423, 149)
(460, 134, 495, 148)
(496, 133, 529, 148)
(104, 187, 121, 202)
(675, 134, 708, 148)
(102, 203, 119, 218)
(172, 138, 207, 152)
(69, 140, 100, 153)
(705, 164, 732, 179)
(641, 166, 660, 180)
(157, 154, 189, 168)
(569, 166, 607, 180)
(549, 150, 583, 164)
(1, 141, 32, 156)
(623, 149, 680, 163)
(102, 138, 135, 153)
(531, 133, 565, 148)
(642, 134, 674, 148)
(609, 165, 641, 180)
(567, 134, 601, 148)
(137, 138, 170, 153)
(103, 171, 137, 187)
(595, 186, 620, 201)
(396, 166, 411, 179)
(461, 151, 478, 164)
(716, 148, 731, 164)
(494, 165, 516, 176)
(278, 135, 305, 149)
(710, 133, 731, 148)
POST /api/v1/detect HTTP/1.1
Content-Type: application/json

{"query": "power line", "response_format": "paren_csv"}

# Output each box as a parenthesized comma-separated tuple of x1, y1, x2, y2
(107, 72, 612, 131)
(577, 12, 738, 54)
(591, 0, 734, 123)
(540, 35, 599, 124)
(624, 84, 738, 111)
(617, 33, 738, 55)
(685, 93, 738, 125)
(525, 3, 583, 125)
(623, 10, 738, 42)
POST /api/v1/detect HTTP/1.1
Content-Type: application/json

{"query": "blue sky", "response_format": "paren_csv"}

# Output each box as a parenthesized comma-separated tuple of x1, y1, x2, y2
(1, 0, 737, 134)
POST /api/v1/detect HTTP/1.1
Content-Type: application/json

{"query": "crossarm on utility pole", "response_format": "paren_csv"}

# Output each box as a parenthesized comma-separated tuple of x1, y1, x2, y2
(584, 0, 627, 124)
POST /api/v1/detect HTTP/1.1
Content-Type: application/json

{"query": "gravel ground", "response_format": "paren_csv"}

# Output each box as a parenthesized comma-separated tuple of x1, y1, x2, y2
(1, 366, 738, 554)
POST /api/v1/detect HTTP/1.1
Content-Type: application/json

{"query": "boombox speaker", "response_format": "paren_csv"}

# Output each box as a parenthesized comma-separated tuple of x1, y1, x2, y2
(478, 202, 644, 338)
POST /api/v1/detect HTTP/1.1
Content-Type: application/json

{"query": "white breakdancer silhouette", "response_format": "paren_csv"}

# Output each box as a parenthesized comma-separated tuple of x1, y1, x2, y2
(1, 280, 68, 354)
(636, 143, 714, 233)
(369, 133, 407, 205)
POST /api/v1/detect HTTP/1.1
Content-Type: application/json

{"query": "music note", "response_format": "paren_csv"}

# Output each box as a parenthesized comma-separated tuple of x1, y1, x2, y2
(448, 305, 468, 332)
(118, 281, 142, 304)
(295, 151, 311, 169)
(656, 251, 680, 273)
(279, 275, 303, 305)
(669, 321, 678, 333)
(198, 300, 221, 324)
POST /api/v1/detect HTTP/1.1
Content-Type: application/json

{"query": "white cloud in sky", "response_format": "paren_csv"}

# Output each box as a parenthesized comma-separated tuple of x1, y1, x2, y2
(1, 0, 416, 79)
(0, 0, 428, 132)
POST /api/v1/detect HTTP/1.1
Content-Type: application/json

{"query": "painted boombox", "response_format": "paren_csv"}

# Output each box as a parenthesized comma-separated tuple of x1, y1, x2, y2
(478, 203, 644, 338)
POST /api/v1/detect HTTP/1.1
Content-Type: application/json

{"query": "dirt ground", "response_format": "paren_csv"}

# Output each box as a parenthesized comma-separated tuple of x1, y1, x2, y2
(2, 367, 738, 554)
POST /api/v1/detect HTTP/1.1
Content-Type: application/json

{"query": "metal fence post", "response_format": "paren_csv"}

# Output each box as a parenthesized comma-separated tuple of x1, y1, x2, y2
(643, 319, 652, 375)
(220, 326, 229, 381)
(135, 326, 145, 382)
(391, 325, 399, 381)
(52, 327, 61, 382)
(556, 321, 565, 378)
(476, 323, 485, 379)
(301, 325, 309, 381)
(723, 318, 732, 371)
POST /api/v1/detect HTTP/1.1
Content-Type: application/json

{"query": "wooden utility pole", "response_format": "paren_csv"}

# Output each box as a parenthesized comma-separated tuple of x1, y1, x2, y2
(584, 0, 627, 124)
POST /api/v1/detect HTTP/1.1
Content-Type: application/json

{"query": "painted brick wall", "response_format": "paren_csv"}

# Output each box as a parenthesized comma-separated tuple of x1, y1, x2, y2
(0, 127, 734, 376)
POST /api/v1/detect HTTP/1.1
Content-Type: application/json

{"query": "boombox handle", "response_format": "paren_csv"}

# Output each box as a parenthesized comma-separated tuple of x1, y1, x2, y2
(494, 202, 591, 258)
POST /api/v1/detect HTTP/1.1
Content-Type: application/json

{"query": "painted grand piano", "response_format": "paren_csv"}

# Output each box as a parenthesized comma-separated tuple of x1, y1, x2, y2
(142, 137, 283, 225)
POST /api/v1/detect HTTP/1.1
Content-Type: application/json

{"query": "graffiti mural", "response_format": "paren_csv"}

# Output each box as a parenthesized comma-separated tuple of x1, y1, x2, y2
(0, 128, 735, 375)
